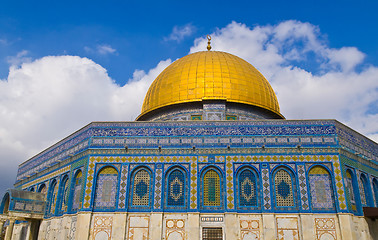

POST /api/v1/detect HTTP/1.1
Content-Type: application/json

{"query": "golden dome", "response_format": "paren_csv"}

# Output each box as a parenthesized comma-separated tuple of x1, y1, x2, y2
(139, 51, 282, 118)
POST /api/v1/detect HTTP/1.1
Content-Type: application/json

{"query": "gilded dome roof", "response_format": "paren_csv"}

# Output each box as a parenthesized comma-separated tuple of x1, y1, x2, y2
(139, 51, 282, 118)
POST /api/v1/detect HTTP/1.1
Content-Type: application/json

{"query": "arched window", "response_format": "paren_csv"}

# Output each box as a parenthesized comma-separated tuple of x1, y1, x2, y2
(131, 168, 152, 207)
(372, 179, 378, 207)
(71, 170, 83, 212)
(166, 168, 186, 208)
(274, 168, 295, 208)
(237, 168, 258, 208)
(345, 170, 357, 212)
(58, 175, 69, 214)
(47, 180, 58, 215)
(360, 174, 372, 207)
(94, 166, 119, 209)
(308, 166, 335, 211)
(202, 169, 221, 207)
(0, 192, 10, 215)
(38, 184, 46, 193)
(38, 183, 47, 200)
(29, 187, 35, 192)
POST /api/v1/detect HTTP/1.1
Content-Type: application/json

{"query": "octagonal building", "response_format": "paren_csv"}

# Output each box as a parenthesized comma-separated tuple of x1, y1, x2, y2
(1, 49, 377, 240)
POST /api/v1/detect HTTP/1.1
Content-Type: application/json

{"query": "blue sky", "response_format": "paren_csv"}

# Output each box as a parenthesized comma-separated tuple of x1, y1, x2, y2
(0, 0, 377, 195)
(1, 0, 378, 82)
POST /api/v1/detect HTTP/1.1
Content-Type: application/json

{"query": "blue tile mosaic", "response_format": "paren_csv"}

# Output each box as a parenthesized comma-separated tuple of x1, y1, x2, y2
(274, 169, 294, 208)
(131, 169, 151, 207)
(262, 167, 271, 210)
(118, 165, 128, 209)
(153, 167, 163, 209)
(238, 169, 257, 207)
(297, 164, 309, 210)
(309, 174, 335, 210)
(166, 169, 185, 207)
(94, 174, 118, 209)
(71, 171, 82, 212)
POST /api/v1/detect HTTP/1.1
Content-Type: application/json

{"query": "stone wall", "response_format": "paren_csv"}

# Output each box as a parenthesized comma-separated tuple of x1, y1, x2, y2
(11, 213, 373, 240)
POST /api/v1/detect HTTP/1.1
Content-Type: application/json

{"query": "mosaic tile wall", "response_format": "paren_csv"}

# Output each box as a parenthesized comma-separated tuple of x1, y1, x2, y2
(94, 173, 118, 209)
(153, 166, 163, 210)
(297, 164, 309, 211)
(345, 171, 357, 212)
(358, 175, 367, 206)
(238, 169, 257, 207)
(46, 180, 58, 216)
(166, 169, 185, 207)
(19, 151, 378, 218)
(118, 165, 128, 209)
(308, 167, 335, 211)
(14, 118, 377, 218)
(59, 176, 69, 214)
(17, 119, 378, 183)
(373, 180, 378, 206)
(72, 171, 83, 212)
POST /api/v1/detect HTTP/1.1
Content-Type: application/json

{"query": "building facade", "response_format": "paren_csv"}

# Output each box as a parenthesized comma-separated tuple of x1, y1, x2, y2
(1, 50, 377, 240)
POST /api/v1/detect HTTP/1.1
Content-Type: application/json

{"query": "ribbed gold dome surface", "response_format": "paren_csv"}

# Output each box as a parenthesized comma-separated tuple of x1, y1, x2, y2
(140, 51, 281, 117)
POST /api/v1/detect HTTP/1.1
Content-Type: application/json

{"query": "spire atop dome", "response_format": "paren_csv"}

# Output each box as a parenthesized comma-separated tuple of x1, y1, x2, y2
(207, 35, 212, 51)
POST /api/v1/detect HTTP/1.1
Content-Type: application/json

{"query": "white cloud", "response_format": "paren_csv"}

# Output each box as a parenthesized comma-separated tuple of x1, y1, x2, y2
(6, 50, 32, 67)
(97, 44, 117, 55)
(84, 44, 117, 55)
(165, 24, 195, 42)
(327, 47, 365, 72)
(0, 55, 171, 194)
(191, 21, 378, 142)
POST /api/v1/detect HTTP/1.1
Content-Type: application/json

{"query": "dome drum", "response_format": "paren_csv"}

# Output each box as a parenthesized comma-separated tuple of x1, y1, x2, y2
(137, 100, 283, 121)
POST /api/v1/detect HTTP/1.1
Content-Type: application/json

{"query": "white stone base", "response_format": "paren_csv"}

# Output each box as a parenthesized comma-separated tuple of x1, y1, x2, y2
(9, 213, 375, 240)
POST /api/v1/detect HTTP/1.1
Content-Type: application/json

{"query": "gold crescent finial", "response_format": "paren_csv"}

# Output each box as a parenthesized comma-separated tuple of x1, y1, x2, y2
(207, 35, 211, 51)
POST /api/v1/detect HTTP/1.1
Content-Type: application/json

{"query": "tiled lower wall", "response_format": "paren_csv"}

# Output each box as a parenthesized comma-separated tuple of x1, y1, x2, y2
(19, 213, 376, 240)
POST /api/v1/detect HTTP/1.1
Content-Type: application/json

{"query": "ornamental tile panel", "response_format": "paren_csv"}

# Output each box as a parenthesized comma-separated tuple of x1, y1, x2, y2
(83, 157, 96, 209)
(166, 169, 186, 207)
(226, 156, 234, 209)
(297, 164, 309, 210)
(18, 120, 347, 181)
(190, 157, 198, 209)
(154, 167, 163, 209)
(91, 216, 113, 240)
(262, 167, 271, 210)
(240, 219, 260, 240)
(94, 174, 118, 209)
(18, 119, 378, 184)
(22, 166, 70, 189)
(332, 156, 347, 210)
(314, 218, 337, 240)
(118, 165, 128, 209)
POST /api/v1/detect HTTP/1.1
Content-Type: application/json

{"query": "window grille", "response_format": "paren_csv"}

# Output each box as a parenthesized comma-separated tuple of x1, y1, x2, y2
(203, 170, 220, 206)
(202, 227, 223, 240)
(132, 169, 151, 206)
(274, 169, 294, 207)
